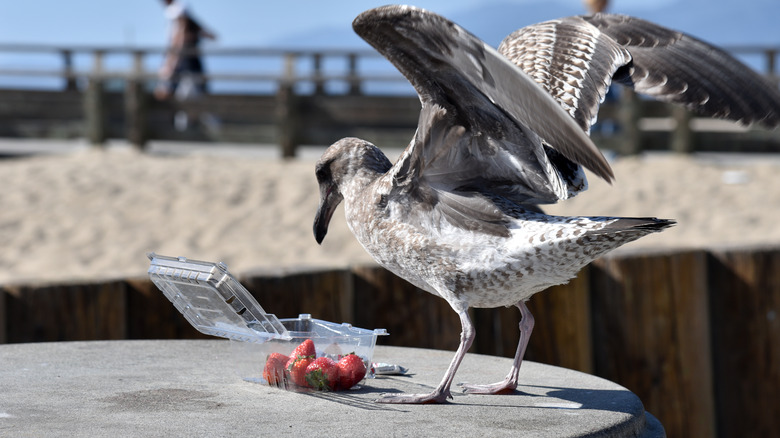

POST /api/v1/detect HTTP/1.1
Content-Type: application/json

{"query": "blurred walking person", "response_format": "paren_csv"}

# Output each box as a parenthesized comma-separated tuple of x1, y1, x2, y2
(155, 0, 219, 132)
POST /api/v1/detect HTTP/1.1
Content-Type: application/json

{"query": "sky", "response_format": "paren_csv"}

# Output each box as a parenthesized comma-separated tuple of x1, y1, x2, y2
(0, 0, 777, 93)
(0, 0, 741, 48)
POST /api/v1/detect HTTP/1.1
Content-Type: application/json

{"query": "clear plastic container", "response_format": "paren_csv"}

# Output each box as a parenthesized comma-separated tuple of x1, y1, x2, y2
(231, 313, 387, 388)
(147, 253, 387, 390)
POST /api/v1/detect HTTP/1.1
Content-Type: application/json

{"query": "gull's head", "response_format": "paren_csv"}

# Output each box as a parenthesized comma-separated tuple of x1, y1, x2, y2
(313, 137, 392, 244)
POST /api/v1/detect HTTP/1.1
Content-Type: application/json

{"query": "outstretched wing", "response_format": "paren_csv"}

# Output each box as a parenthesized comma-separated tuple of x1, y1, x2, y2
(500, 13, 780, 132)
(585, 13, 780, 127)
(352, 5, 614, 194)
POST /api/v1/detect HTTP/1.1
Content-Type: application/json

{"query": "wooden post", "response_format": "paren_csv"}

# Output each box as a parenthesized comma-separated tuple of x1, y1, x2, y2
(671, 105, 693, 153)
(125, 50, 147, 149)
(470, 270, 592, 372)
(617, 88, 641, 154)
(590, 250, 715, 438)
(351, 265, 461, 351)
(766, 48, 778, 87)
(84, 50, 106, 146)
(124, 278, 208, 340)
(312, 53, 325, 95)
(524, 269, 593, 373)
(707, 248, 780, 438)
(61, 49, 77, 91)
(2, 281, 128, 343)
(276, 53, 299, 158)
(347, 53, 361, 95)
(239, 268, 351, 322)
(0, 286, 5, 343)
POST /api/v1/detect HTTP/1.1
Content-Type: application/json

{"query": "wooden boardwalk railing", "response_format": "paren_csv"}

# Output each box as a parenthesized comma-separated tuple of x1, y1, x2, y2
(1, 44, 779, 155)
(1, 245, 778, 438)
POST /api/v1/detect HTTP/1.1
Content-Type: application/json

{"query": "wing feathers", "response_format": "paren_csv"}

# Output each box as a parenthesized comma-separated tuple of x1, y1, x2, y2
(499, 17, 631, 133)
(351, 6, 779, 240)
(353, 6, 615, 183)
(501, 13, 780, 131)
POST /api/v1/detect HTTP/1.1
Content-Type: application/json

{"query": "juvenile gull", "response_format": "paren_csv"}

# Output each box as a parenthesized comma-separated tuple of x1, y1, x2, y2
(313, 6, 780, 404)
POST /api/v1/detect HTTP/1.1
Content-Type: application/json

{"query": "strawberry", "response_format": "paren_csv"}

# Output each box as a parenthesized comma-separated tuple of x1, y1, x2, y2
(287, 355, 314, 388)
(285, 339, 317, 388)
(337, 353, 367, 390)
(290, 339, 316, 359)
(305, 357, 339, 390)
(262, 352, 289, 387)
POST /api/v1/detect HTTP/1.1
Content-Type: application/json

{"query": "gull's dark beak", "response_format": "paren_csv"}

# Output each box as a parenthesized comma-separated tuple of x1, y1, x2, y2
(313, 183, 342, 244)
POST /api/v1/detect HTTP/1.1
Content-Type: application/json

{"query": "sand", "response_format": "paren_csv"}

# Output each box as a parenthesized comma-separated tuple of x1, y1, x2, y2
(1, 145, 779, 286)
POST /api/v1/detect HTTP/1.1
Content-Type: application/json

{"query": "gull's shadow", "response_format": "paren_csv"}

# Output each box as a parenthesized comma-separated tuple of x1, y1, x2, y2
(301, 377, 643, 414)
(456, 383, 645, 416)
(536, 385, 644, 415)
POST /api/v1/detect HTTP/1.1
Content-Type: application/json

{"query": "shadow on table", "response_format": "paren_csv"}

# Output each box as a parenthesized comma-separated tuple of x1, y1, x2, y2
(303, 376, 642, 416)
(458, 383, 643, 415)
(529, 384, 642, 415)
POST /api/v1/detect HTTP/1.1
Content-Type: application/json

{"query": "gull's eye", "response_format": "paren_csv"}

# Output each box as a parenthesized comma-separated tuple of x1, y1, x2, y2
(316, 160, 334, 183)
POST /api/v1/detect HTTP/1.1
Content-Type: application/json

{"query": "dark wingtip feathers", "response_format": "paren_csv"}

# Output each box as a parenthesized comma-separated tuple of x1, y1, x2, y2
(612, 217, 676, 232)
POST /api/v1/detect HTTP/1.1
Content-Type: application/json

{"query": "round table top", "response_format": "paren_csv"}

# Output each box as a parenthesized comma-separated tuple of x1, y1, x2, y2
(0, 340, 663, 437)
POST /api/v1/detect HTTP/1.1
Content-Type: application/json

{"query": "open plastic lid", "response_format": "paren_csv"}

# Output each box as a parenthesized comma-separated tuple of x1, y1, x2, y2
(147, 253, 291, 343)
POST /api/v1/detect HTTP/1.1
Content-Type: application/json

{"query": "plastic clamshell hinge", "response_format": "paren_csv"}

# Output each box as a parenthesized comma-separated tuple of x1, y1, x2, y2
(147, 253, 291, 343)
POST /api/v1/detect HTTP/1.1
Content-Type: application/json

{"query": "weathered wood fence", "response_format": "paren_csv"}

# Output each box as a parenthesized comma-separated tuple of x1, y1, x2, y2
(1, 246, 778, 438)
(1, 44, 779, 155)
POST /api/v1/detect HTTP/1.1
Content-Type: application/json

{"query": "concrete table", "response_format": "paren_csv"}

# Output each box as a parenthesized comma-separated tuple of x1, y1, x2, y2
(0, 340, 664, 437)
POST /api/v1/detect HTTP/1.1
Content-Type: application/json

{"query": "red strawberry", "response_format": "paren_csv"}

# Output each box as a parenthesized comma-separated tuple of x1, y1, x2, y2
(287, 355, 314, 388)
(305, 357, 339, 390)
(285, 339, 317, 388)
(337, 353, 367, 390)
(262, 352, 289, 387)
(290, 339, 316, 359)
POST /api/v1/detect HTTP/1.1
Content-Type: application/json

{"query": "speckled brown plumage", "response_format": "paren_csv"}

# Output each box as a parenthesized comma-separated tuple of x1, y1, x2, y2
(313, 5, 779, 404)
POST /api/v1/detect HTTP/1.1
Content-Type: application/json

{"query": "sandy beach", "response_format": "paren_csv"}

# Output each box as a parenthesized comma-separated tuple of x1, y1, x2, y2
(1, 143, 779, 285)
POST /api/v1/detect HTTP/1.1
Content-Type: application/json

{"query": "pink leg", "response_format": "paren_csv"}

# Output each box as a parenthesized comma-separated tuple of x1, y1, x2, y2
(460, 300, 534, 394)
(376, 309, 475, 404)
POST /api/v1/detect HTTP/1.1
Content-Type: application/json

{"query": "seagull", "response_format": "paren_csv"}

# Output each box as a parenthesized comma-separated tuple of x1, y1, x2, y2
(313, 5, 780, 404)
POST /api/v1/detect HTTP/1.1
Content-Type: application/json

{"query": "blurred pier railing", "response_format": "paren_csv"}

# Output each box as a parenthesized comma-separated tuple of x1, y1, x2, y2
(0, 44, 779, 155)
